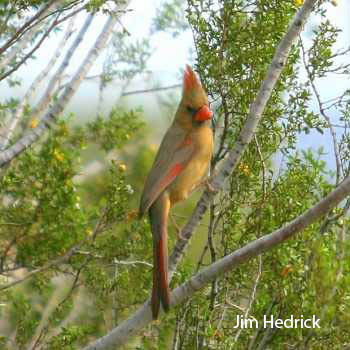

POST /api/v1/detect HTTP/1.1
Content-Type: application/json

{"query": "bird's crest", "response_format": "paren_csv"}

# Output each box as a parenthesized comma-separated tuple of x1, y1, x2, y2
(183, 65, 201, 92)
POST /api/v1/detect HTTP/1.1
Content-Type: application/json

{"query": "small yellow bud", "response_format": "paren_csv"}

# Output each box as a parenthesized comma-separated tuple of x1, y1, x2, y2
(118, 163, 127, 172)
(239, 163, 250, 176)
(53, 149, 64, 162)
(126, 209, 138, 222)
(294, 0, 304, 6)
(30, 119, 39, 128)
(149, 143, 158, 152)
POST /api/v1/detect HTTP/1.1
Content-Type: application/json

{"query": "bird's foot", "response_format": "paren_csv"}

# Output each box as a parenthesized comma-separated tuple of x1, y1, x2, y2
(201, 178, 217, 193)
(206, 180, 216, 193)
(170, 213, 183, 240)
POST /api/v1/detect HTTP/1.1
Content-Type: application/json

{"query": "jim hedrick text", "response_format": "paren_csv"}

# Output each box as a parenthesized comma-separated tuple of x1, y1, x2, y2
(233, 315, 320, 329)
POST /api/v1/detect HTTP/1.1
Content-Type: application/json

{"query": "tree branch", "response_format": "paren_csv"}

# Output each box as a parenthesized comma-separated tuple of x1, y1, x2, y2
(32, 12, 91, 119)
(0, 12, 47, 72)
(0, 11, 93, 154)
(0, 16, 77, 151)
(300, 37, 343, 185)
(0, 245, 80, 291)
(84, 0, 318, 348)
(0, 0, 61, 56)
(0, 2, 132, 167)
(121, 84, 182, 96)
(168, 0, 316, 277)
(0, 5, 83, 83)
(85, 160, 350, 350)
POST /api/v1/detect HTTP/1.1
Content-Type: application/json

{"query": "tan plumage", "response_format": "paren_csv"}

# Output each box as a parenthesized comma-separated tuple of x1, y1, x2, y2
(139, 65, 213, 319)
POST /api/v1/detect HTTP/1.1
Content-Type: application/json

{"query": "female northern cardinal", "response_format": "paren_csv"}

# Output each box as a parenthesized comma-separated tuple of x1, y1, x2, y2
(139, 65, 213, 319)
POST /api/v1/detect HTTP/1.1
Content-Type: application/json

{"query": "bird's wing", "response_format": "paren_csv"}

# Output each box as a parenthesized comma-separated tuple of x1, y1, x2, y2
(139, 125, 194, 216)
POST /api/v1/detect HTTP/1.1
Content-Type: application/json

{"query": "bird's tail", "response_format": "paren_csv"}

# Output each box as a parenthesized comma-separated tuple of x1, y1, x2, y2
(149, 193, 171, 319)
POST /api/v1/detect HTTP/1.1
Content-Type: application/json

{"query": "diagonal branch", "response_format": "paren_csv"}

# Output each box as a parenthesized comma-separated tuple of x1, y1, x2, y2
(0, 16, 77, 151)
(85, 137, 350, 350)
(300, 37, 343, 185)
(0, 245, 81, 291)
(0, 1, 66, 73)
(0, 16, 62, 82)
(0, 11, 48, 72)
(0, 6, 84, 83)
(168, 0, 316, 276)
(0, 2, 132, 168)
(84, 0, 318, 349)
(0, 11, 94, 157)
(121, 84, 182, 96)
(0, 0, 61, 57)
(32, 13, 91, 119)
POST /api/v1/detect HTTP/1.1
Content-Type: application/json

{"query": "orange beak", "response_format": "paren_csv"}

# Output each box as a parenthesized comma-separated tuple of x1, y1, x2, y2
(195, 105, 213, 122)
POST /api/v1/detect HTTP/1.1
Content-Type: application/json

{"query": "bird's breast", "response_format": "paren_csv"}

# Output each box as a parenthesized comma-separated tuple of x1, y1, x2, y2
(168, 126, 213, 205)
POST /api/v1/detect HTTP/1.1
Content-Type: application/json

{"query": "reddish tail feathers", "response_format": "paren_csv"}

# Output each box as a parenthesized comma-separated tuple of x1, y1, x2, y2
(152, 232, 170, 318)
(149, 193, 171, 319)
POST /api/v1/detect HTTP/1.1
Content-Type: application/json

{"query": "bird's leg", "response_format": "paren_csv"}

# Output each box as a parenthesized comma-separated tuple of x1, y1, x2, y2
(205, 179, 216, 193)
(170, 213, 183, 240)
(198, 177, 217, 193)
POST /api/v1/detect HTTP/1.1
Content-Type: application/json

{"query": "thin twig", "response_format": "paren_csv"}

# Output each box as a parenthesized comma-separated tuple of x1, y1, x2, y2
(0, 245, 80, 291)
(121, 84, 182, 96)
(254, 135, 267, 200)
(0, 13, 62, 82)
(0, 0, 61, 56)
(248, 299, 277, 350)
(32, 13, 93, 119)
(0, 5, 129, 166)
(300, 37, 342, 185)
(234, 255, 262, 342)
(0, 13, 46, 72)
(75, 251, 153, 268)
(208, 201, 218, 311)
(0, 16, 76, 150)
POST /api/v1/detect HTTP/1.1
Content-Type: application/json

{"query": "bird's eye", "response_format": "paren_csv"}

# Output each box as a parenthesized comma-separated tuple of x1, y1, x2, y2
(186, 106, 197, 115)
